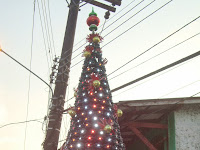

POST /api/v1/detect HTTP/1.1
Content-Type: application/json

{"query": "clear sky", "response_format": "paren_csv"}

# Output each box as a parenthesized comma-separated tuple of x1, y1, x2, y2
(0, 0, 200, 149)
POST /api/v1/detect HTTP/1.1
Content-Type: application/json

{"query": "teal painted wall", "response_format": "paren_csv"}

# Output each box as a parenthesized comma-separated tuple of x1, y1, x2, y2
(168, 112, 176, 150)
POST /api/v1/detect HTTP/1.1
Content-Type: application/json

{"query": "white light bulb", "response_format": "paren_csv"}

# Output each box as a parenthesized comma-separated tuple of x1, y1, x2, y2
(100, 131, 104, 135)
(81, 130, 84, 133)
(93, 116, 97, 120)
(97, 144, 100, 147)
(77, 143, 81, 148)
(107, 112, 110, 116)
(99, 93, 103, 97)
(85, 106, 88, 109)
(89, 111, 93, 115)
(94, 124, 98, 127)
(84, 98, 88, 102)
(108, 138, 111, 142)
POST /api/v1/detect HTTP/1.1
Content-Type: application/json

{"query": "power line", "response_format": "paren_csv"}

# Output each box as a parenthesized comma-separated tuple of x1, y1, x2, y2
(106, 0, 136, 22)
(111, 50, 200, 93)
(102, 0, 145, 32)
(62, 0, 142, 62)
(102, 0, 156, 38)
(47, 0, 57, 56)
(112, 55, 200, 98)
(160, 80, 200, 98)
(63, 0, 165, 69)
(0, 118, 44, 129)
(63, 0, 173, 72)
(64, 0, 146, 62)
(24, 1, 36, 149)
(107, 14, 200, 77)
(36, 0, 51, 72)
(40, 0, 54, 63)
(109, 32, 200, 81)
(192, 91, 200, 97)
(72, 0, 136, 49)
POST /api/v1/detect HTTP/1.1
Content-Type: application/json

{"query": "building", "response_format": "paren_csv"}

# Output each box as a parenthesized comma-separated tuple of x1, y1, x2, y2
(117, 97, 200, 150)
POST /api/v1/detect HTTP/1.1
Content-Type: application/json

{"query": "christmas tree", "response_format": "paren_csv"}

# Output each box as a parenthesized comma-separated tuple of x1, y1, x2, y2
(62, 9, 125, 150)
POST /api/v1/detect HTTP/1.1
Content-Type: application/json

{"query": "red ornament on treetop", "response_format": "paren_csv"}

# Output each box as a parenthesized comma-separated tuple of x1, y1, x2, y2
(87, 8, 100, 26)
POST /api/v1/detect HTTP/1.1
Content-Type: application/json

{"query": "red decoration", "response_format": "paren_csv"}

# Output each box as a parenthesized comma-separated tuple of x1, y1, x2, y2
(113, 104, 118, 118)
(87, 33, 103, 43)
(87, 15, 100, 26)
(87, 73, 105, 92)
(83, 45, 94, 53)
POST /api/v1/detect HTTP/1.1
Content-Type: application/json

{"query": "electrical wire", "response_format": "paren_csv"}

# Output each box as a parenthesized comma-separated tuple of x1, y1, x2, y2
(112, 55, 200, 98)
(36, 0, 51, 72)
(159, 80, 200, 98)
(79, 0, 94, 7)
(24, 1, 36, 149)
(67, 0, 174, 70)
(102, 0, 145, 32)
(106, 14, 200, 77)
(108, 32, 200, 81)
(47, 0, 57, 56)
(102, 0, 156, 38)
(62, 10, 200, 103)
(40, 0, 54, 64)
(106, 0, 136, 22)
(72, 0, 136, 49)
(112, 51, 200, 97)
(100, 19, 107, 35)
(0, 118, 44, 129)
(66, 0, 145, 60)
(192, 91, 200, 97)
(65, 0, 70, 7)
(62, 0, 143, 63)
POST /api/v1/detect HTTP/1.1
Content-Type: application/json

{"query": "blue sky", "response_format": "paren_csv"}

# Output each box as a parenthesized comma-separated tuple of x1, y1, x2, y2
(0, 0, 200, 149)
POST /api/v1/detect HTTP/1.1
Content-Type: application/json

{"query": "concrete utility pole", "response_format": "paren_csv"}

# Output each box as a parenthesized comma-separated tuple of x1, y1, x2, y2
(43, 0, 80, 149)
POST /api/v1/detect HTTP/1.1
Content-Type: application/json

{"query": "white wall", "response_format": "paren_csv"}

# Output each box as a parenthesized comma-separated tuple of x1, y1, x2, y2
(174, 104, 200, 150)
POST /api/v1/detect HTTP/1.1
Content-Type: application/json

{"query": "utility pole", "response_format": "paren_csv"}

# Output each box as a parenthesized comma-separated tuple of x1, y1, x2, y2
(43, 0, 121, 150)
(43, 0, 80, 149)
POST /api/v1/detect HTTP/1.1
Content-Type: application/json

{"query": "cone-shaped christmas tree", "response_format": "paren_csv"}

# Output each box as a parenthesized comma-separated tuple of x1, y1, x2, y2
(62, 9, 125, 150)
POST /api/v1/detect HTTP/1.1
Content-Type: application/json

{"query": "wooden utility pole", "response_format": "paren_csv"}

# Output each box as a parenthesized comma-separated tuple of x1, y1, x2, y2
(43, 0, 80, 149)
(43, 0, 121, 150)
